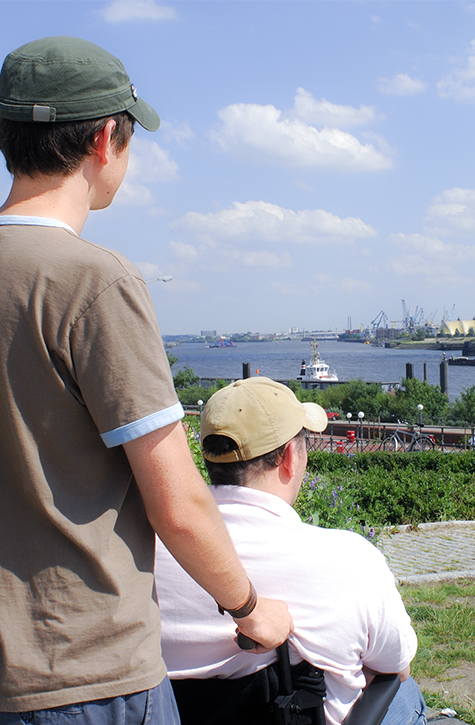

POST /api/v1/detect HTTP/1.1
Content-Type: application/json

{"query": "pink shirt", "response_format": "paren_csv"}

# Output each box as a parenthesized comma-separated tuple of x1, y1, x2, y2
(155, 486, 417, 725)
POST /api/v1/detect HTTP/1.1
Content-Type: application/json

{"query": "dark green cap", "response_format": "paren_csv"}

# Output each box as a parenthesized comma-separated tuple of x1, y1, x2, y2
(0, 36, 160, 131)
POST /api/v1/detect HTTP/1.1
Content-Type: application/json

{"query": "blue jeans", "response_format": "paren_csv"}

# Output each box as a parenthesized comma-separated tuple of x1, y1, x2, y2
(381, 677, 426, 725)
(0, 677, 180, 725)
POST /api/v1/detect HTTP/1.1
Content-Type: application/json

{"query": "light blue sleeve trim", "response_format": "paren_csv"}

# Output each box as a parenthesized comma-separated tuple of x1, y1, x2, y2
(101, 402, 185, 448)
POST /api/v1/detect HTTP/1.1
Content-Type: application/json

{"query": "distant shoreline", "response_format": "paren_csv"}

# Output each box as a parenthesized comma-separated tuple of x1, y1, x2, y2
(384, 340, 465, 351)
(165, 336, 472, 352)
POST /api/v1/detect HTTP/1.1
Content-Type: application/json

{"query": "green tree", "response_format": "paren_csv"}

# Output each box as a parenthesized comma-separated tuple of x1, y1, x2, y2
(392, 378, 450, 425)
(166, 350, 178, 369)
(411, 329, 425, 341)
(288, 381, 324, 405)
(173, 366, 199, 389)
(339, 379, 385, 419)
(320, 384, 347, 411)
(450, 386, 475, 427)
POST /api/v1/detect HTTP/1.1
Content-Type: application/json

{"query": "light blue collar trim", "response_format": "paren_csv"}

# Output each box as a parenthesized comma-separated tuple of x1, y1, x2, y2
(0, 215, 77, 235)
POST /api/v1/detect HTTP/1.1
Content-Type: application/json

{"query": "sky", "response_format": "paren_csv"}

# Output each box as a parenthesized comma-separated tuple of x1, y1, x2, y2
(1, 0, 475, 335)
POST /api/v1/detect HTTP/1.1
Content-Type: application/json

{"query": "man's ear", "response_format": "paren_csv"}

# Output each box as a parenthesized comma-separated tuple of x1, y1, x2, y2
(280, 439, 299, 482)
(93, 119, 117, 166)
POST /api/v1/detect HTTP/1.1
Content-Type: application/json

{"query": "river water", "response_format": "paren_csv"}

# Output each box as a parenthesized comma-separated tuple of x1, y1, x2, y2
(171, 340, 475, 403)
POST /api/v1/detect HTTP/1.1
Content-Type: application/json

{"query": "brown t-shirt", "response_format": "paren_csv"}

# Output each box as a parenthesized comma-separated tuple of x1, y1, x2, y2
(0, 221, 181, 711)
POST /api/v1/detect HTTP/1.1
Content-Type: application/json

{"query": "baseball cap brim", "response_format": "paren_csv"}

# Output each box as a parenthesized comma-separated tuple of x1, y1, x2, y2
(126, 96, 160, 132)
(302, 402, 328, 434)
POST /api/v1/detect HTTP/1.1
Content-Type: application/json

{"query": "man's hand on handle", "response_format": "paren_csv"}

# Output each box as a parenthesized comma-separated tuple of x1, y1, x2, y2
(235, 596, 294, 654)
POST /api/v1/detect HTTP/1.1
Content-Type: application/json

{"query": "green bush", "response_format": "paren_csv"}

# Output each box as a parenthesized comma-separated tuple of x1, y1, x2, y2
(174, 366, 200, 389)
(295, 451, 475, 529)
(184, 416, 210, 484)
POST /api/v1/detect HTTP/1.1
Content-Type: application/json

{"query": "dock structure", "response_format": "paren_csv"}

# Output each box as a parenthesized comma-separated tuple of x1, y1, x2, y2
(197, 376, 400, 393)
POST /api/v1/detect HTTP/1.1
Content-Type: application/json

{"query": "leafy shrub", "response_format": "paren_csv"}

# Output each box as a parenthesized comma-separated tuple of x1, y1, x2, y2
(183, 416, 210, 484)
(295, 471, 377, 543)
(296, 451, 475, 528)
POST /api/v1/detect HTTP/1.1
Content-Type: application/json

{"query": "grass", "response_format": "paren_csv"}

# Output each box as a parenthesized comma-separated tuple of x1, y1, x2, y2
(400, 579, 475, 724)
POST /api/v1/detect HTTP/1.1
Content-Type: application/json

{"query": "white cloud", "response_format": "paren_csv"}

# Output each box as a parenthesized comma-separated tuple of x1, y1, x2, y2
(388, 233, 447, 255)
(210, 102, 393, 171)
(424, 188, 475, 236)
(271, 273, 370, 298)
(170, 241, 200, 259)
(388, 234, 453, 277)
(225, 249, 292, 268)
(311, 273, 371, 294)
(159, 120, 195, 147)
(102, 0, 176, 23)
(128, 137, 179, 183)
(391, 254, 450, 278)
(292, 179, 317, 192)
(388, 232, 475, 280)
(171, 200, 377, 245)
(437, 39, 475, 101)
(377, 73, 427, 96)
(286, 88, 379, 128)
(117, 180, 155, 206)
(115, 137, 179, 205)
(270, 281, 308, 297)
(134, 262, 166, 280)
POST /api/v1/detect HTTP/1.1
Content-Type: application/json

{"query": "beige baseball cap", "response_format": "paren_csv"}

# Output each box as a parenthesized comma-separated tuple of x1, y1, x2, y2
(201, 377, 327, 463)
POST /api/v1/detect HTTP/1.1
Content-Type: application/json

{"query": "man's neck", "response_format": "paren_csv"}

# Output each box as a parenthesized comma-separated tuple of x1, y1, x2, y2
(0, 169, 92, 236)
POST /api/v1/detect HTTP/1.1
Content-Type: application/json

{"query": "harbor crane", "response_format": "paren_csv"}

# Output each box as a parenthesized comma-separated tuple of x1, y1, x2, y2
(370, 310, 389, 330)
(401, 299, 424, 331)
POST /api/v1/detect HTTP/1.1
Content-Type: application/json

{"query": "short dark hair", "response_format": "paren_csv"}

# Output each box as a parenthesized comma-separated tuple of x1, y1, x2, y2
(0, 111, 135, 176)
(203, 429, 306, 487)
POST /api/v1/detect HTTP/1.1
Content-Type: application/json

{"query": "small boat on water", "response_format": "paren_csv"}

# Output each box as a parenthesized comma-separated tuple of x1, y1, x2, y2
(447, 356, 475, 367)
(297, 341, 338, 385)
(206, 337, 236, 349)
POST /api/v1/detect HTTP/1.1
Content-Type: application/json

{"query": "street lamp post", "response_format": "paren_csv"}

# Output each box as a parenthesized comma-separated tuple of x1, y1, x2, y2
(145, 276, 173, 284)
(346, 412, 353, 452)
(417, 403, 423, 427)
(358, 411, 365, 452)
(417, 404, 424, 441)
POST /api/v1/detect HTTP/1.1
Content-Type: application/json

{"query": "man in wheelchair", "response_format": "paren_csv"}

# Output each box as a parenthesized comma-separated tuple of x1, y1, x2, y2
(154, 377, 426, 725)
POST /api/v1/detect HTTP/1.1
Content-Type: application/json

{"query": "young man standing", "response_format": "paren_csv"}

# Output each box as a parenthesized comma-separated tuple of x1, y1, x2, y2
(0, 37, 291, 724)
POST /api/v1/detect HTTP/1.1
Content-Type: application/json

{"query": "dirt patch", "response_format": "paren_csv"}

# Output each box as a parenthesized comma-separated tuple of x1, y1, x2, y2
(418, 662, 475, 711)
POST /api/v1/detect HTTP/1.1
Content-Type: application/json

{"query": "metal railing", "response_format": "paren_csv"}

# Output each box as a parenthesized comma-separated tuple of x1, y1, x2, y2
(306, 423, 475, 454)
(183, 407, 475, 454)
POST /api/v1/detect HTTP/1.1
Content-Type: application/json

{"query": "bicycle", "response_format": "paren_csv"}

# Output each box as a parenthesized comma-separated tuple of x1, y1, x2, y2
(379, 421, 435, 452)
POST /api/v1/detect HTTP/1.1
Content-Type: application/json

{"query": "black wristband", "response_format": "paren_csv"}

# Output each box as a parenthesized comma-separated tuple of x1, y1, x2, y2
(216, 581, 258, 619)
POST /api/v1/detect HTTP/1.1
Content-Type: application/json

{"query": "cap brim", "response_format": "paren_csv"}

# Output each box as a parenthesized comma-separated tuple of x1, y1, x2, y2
(302, 402, 328, 433)
(127, 97, 160, 132)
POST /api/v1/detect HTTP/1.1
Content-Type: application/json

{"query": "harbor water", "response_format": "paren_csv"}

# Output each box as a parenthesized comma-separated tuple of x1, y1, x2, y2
(171, 340, 475, 403)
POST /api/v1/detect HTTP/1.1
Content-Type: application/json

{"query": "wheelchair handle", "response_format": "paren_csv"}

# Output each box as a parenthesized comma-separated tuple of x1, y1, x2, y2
(236, 632, 259, 650)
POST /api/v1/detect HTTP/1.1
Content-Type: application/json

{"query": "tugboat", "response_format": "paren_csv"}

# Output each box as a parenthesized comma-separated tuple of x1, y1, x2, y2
(297, 340, 338, 387)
